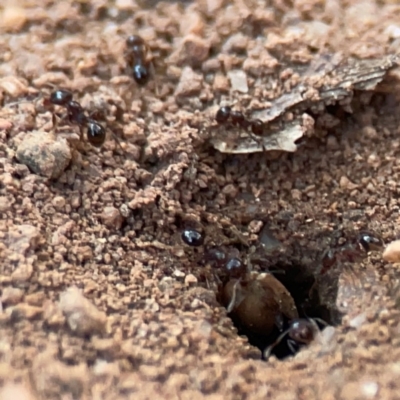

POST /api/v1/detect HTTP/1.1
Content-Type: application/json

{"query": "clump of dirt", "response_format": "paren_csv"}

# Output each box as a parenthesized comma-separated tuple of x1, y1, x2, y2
(1, 0, 400, 399)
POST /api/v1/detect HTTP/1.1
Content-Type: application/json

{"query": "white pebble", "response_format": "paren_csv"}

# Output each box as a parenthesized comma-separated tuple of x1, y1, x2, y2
(383, 240, 400, 263)
(228, 69, 248, 93)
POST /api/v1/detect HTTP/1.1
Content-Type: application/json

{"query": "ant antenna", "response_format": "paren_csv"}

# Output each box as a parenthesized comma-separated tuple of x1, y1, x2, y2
(5, 91, 43, 108)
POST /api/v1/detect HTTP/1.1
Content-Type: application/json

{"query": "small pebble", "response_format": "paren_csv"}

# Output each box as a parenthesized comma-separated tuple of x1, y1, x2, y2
(100, 206, 124, 230)
(16, 132, 72, 179)
(11, 263, 33, 284)
(0, 118, 13, 131)
(185, 274, 198, 285)
(348, 312, 367, 329)
(174, 67, 203, 98)
(9, 304, 43, 321)
(1, 287, 24, 306)
(173, 269, 185, 279)
(383, 240, 400, 263)
(0, 6, 27, 32)
(222, 33, 249, 53)
(7, 224, 41, 255)
(59, 287, 107, 337)
(0, 76, 28, 97)
(182, 34, 210, 66)
(361, 381, 379, 398)
(52, 196, 66, 211)
(0, 383, 37, 400)
(0, 196, 11, 212)
(227, 70, 248, 93)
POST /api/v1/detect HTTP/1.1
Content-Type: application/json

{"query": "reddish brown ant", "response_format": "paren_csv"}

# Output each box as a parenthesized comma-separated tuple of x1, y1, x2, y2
(319, 231, 383, 276)
(214, 105, 267, 151)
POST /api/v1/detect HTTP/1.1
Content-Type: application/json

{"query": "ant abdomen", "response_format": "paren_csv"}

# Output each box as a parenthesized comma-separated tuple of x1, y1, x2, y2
(87, 120, 106, 148)
(125, 35, 151, 86)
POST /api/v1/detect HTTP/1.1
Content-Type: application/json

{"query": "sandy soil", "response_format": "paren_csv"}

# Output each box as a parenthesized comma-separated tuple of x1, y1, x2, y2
(1, 0, 400, 399)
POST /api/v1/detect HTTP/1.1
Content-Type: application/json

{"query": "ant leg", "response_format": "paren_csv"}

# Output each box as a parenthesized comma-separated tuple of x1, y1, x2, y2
(149, 61, 160, 97)
(5, 91, 43, 108)
(263, 329, 290, 360)
(226, 279, 241, 313)
(51, 113, 58, 132)
(287, 338, 299, 354)
(110, 128, 125, 152)
(247, 131, 267, 153)
(311, 317, 328, 329)
(49, 113, 62, 140)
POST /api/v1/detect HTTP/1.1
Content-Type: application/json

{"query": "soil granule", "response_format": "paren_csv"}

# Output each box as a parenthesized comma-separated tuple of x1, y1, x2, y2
(1, 1, 400, 399)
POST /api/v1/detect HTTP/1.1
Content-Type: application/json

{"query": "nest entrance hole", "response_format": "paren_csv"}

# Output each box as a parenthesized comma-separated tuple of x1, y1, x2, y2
(224, 261, 341, 360)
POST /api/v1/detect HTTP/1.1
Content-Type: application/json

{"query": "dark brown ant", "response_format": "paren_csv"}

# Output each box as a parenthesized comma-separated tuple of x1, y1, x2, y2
(125, 35, 151, 86)
(214, 105, 267, 151)
(230, 110, 250, 129)
(45, 89, 107, 148)
(215, 106, 231, 124)
(319, 231, 383, 276)
(215, 106, 266, 136)
(263, 318, 325, 359)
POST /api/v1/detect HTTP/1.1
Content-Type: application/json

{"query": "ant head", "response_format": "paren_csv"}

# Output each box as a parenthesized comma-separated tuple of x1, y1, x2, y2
(358, 232, 383, 253)
(288, 319, 316, 345)
(215, 106, 231, 123)
(49, 89, 73, 106)
(225, 257, 246, 279)
(126, 35, 145, 47)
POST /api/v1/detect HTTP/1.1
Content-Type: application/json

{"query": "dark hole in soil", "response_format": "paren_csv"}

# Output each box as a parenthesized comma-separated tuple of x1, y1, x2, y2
(222, 260, 341, 360)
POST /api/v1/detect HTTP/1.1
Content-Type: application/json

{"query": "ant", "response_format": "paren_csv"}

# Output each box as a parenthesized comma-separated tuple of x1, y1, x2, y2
(215, 105, 267, 152)
(44, 89, 107, 148)
(319, 231, 383, 276)
(125, 35, 151, 86)
(181, 227, 301, 342)
(263, 318, 326, 360)
(216, 254, 331, 360)
(215, 106, 265, 136)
